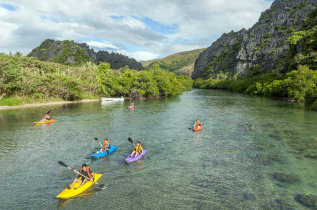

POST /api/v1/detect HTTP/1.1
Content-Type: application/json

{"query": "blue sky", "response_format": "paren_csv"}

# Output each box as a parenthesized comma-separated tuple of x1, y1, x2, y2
(1, 3, 17, 11)
(0, 0, 273, 61)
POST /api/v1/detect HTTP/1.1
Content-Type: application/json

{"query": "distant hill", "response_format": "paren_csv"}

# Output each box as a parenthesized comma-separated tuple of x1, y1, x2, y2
(142, 48, 205, 76)
(28, 39, 144, 70)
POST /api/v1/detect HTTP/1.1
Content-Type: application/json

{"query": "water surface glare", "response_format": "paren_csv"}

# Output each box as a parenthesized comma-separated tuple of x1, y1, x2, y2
(0, 89, 316, 209)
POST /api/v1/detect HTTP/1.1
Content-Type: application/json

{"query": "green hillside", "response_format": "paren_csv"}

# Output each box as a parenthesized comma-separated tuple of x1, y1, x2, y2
(0, 53, 193, 106)
(142, 48, 205, 76)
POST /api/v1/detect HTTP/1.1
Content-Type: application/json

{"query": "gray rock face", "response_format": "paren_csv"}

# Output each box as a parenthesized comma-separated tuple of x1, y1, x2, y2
(192, 0, 317, 79)
(28, 39, 144, 70)
(96, 51, 144, 70)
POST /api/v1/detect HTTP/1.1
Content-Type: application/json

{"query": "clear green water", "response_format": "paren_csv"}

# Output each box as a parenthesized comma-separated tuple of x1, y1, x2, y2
(0, 89, 316, 209)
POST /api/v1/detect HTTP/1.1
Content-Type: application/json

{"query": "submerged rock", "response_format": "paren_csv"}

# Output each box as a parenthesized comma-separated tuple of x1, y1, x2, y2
(304, 154, 317, 160)
(262, 198, 296, 210)
(242, 192, 256, 201)
(271, 173, 300, 184)
(268, 134, 282, 141)
(295, 194, 317, 208)
(260, 154, 285, 165)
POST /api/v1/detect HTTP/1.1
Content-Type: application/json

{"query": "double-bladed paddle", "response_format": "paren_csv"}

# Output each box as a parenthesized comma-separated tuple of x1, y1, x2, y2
(58, 161, 104, 188)
(128, 137, 133, 144)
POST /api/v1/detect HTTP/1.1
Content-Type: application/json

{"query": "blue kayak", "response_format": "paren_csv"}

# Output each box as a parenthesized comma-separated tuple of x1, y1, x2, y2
(91, 145, 118, 158)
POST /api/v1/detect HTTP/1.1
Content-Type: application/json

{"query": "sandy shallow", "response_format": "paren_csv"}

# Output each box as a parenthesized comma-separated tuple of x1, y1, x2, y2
(0, 99, 101, 110)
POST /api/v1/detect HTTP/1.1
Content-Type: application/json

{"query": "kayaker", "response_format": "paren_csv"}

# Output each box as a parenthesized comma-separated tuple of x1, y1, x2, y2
(101, 138, 110, 152)
(194, 119, 202, 128)
(40, 113, 51, 122)
(130, 142, 143, 157)
(127, 102, 135, 109)
(68, 164, 95, 190)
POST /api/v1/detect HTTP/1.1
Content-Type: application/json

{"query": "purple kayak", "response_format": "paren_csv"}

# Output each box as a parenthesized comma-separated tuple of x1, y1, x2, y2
(125, 150, 147, 163)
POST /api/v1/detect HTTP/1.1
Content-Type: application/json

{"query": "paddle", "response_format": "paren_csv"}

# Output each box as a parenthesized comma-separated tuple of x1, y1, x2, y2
(58, 161, 104, 188)
(127, 137, 135, 157)
(128, 137, 133, 144)
(94, 138, 110, 155)
(127, 137, 145, 157)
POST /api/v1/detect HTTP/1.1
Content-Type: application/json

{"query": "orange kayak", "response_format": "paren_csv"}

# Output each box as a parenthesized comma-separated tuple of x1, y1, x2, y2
(193, 125, 203, 131)
(34, 119, 56, 124)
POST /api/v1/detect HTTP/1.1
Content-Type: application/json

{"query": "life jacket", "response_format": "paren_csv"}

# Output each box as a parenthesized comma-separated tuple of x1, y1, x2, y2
(134, 144, 142, 152)
(80, 167, 92, 179)
(138, 143, 143, 151)
(103, 139, 110, 147)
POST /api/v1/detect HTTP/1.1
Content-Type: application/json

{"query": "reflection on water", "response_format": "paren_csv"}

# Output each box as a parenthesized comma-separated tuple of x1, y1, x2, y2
(0, 89, 316, 209)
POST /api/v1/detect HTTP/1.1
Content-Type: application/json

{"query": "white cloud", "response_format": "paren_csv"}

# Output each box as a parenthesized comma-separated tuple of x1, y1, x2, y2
(0, 0, 272, 59)
(86, 40, 159, 61)
(86, 41, 120, 51)
(117, 17, 147, 29)
(124, 51, 159, 61)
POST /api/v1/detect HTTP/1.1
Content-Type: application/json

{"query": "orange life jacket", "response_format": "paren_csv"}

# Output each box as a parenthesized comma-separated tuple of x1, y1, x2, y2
(79, 167, 92, 179)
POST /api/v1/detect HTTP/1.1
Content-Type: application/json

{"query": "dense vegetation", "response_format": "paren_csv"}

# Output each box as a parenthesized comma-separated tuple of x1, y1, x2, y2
(0, 53, 193, 106)
(142, 48, 205, 76)
(284, 7, 317, 71)
(194, 66, 317, 110)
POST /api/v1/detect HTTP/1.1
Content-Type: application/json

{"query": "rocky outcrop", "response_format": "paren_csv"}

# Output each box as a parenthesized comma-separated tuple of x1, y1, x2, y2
(28, 39, 144, 70)
(192, 0, 317, 79)
(96, 51, 143, 70)
(271, 173, 300, 184)
(295, 194, 317, 208)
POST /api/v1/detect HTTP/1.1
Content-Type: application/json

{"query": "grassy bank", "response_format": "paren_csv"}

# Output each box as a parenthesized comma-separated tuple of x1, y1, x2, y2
(194, 66, 317, 110)
(0, 53, 193, 106)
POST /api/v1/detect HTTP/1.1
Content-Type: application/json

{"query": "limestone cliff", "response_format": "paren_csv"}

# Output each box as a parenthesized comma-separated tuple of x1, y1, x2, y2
(192, 0, 317, 79)
(28, 39, 144, 70)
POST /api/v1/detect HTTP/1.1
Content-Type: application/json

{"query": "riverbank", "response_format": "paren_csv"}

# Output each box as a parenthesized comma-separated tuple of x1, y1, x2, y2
(193, 66, 317, 110)
(0, 99, 101, 110)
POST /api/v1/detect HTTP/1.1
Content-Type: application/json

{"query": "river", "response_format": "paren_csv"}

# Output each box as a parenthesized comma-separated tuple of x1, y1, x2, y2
(0, 89, 316, 209)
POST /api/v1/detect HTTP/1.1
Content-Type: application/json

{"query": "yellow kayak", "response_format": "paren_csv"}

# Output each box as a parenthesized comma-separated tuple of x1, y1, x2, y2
(56, 174, 102, 199)
(34, 119, 56, 124)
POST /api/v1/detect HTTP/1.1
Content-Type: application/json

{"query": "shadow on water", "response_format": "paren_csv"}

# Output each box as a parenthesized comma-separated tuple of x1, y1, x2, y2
(57, 191, 95, 209)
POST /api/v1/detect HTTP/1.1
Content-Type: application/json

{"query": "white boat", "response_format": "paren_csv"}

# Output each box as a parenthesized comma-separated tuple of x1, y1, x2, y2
(101, 97, 124, 102)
